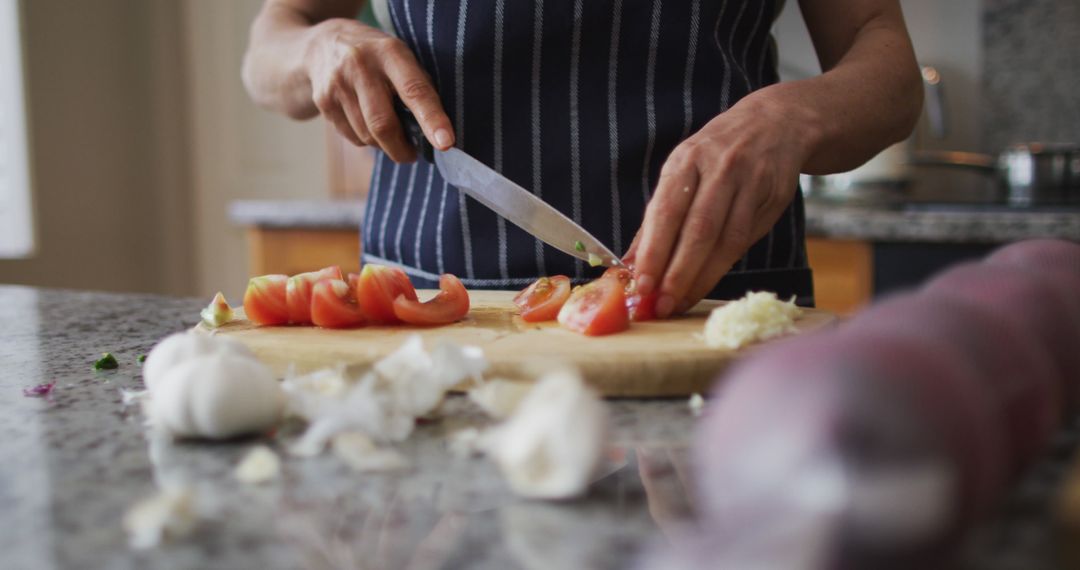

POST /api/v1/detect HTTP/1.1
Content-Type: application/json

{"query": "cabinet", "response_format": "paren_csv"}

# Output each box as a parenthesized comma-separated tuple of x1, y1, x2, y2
(805, 238, 873, 315)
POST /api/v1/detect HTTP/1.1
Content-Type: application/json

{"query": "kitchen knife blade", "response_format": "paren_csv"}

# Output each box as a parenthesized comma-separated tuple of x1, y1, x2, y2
(434, 148, 623, 268)
(392, 100, 622, 268)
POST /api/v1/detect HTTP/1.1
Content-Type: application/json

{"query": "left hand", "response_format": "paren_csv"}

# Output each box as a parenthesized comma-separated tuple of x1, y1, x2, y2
(624, 94, 815, 317)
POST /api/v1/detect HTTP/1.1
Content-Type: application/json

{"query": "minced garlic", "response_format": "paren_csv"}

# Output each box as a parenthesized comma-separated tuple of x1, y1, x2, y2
(703, 291, 801, 350)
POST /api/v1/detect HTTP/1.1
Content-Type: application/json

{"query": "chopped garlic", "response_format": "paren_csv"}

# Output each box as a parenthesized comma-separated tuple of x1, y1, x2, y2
(484, 368, 608, 500)
(688, 393, 705, 417)
(123, 486, 198, 550)
(467, 379, 533, 419)
(332, 432, 408, 472)
(235, 446, 281, 484)
(703, 291, 802, 350)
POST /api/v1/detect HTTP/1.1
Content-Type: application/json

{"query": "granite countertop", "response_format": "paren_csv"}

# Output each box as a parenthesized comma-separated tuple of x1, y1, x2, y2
(0, 285, 1075, 569)
(229, 198, 1080, 243)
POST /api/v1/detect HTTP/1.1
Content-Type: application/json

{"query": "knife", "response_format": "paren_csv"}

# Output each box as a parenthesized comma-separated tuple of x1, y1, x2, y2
(395, 102, 623, 269)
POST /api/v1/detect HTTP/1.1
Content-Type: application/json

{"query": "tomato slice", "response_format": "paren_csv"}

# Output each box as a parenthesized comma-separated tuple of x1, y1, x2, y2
(393, 274, 470, 325)
(310, 279, 366, 328)
(601, 267, 657, 321)
(557, 277, 630, 336)
(626, 291, 659, 321)
(243, 274, 289, 326)
(286, 266, 343, 324)
(355, 264, 419, 324)
(514, 276, 572, 322)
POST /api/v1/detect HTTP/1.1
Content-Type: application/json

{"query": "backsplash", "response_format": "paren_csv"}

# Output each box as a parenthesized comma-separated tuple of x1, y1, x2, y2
(983, 0, 1080, 152)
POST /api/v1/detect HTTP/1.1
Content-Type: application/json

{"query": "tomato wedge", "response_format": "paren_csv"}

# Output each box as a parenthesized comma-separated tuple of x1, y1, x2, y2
(393, 274, 470, 325)
(286, 266, 343, 324)
(243, 274, 289, 326)
(310, 279, 366, 328)
(601, 267, 658, 321)
(355, 264, 419, 324)
(626, 291, 659, 321)
(557, 277, 630, 336)
(513, 276, 572, 322)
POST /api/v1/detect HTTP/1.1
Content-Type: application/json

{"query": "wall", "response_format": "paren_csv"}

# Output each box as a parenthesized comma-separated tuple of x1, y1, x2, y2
(184, 0, 329, 300)
(774, 0, 983, 153)
(983, 0, 1080, 151)
(0, 0, 194, 295)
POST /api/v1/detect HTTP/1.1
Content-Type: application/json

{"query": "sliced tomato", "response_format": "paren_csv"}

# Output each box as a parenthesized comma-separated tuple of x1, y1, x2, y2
(286, 266, 343, 324)
(601, 267, 657, 321)
(393, 274, 470, 325)
(513, 276, 572, 322)
(355, 264, 419, 324)
(626, 291, 659, 321)
(243, 274, 289, 326)
(311, 279, 366, 328)
(602, 266, 632, 286)
(557, 277, 630, 336)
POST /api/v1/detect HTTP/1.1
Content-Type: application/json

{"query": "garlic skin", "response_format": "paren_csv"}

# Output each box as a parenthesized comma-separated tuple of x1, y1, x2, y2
(287, 336, 488, 455)
(484, 369, 608, 500)
(331, 432, 408, 472)
(143, 332, 253, 391)
(467, 379, 533, 419)
(148, 352, 284, 440)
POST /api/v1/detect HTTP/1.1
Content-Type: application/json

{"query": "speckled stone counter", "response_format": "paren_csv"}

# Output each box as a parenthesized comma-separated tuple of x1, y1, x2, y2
(0, 285, 1075, 569)
(229, 198, 1080, 244)
(230, 200, 365, 230)
(805, 201, 1080, 244)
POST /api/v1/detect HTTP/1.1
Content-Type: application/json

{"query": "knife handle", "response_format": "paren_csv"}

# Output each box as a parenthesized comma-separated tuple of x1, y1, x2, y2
(393, 99, 435, 162)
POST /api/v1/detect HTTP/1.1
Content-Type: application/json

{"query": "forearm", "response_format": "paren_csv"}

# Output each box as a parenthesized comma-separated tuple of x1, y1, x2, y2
(242, 0, 365, 119)
(740, 5, 922, 175)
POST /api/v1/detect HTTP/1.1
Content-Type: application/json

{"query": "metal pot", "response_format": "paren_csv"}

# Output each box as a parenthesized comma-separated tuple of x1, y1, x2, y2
(911, 143, 1080, 206)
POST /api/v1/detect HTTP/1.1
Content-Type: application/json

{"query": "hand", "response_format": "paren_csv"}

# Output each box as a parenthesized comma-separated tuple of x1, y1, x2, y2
(303, 18, 454, 161)
(624, 94, 816, 317)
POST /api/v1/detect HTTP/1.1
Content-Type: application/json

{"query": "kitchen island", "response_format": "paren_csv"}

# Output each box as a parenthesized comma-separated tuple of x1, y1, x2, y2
(0, 285, 1076, 569)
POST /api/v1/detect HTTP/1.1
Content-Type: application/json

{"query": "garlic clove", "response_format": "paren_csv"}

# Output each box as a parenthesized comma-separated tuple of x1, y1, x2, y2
(485, 369, 609, 500)
(234, 446, 281, 484)
(123, 486, 198, 550)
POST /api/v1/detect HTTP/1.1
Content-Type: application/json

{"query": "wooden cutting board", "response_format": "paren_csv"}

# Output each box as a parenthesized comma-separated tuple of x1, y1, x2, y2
(195, 291, 836, 397)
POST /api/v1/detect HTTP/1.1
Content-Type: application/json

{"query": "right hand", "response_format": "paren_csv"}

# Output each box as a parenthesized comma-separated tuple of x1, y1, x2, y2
(303, 18, 454, 162)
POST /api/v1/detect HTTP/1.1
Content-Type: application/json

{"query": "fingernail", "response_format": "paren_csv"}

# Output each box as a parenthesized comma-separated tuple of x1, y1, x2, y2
(636, 274, 656, 296)
(656, 294, 675, 318)
(434, 128, 453, 149)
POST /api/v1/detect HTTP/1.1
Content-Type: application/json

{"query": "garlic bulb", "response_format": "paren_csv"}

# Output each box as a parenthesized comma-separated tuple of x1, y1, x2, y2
(147, 352, 284, 440)
(484, 369, 608, 500)
(143, 332, 253, 391)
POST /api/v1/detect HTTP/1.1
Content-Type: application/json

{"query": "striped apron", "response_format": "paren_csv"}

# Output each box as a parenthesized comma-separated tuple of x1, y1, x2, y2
(362, 0, 814, 306)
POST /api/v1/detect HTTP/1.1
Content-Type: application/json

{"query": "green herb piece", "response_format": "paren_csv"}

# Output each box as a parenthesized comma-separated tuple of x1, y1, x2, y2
(93, 353, 119, 371)
(136, 354, 146, 364)
(587, 253, 604, 267)
(574, 240, 586, 253)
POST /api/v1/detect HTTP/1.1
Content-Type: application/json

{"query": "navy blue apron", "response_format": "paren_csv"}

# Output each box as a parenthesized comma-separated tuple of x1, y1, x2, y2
(362, 0, 814, 306)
